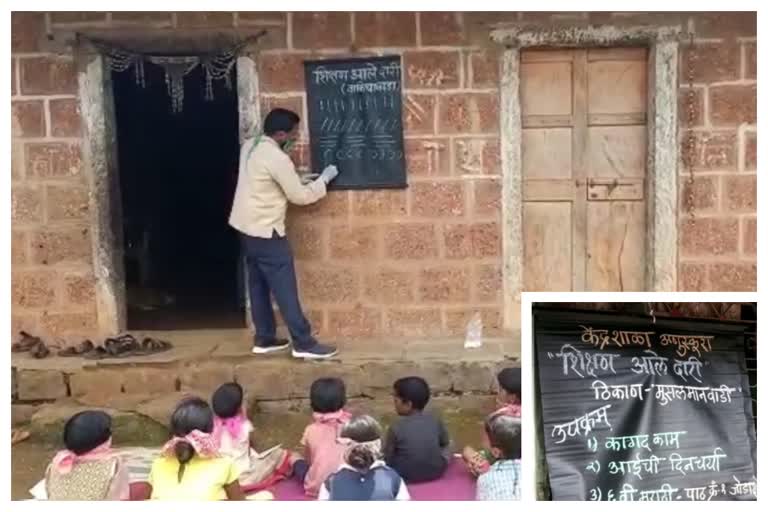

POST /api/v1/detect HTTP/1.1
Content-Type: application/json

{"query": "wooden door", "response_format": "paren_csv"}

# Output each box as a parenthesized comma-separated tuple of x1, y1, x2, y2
(521, 48, 648, 292)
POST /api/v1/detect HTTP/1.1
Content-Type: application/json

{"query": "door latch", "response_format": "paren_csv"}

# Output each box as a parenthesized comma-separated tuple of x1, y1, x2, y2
(586, 178, 644, 201)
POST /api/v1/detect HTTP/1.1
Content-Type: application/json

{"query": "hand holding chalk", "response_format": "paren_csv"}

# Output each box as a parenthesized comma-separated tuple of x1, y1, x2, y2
(320, 165, 339, 184)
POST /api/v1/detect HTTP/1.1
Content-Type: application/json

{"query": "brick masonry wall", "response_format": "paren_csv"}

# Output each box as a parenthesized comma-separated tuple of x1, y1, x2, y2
(10, 12, 757, 343)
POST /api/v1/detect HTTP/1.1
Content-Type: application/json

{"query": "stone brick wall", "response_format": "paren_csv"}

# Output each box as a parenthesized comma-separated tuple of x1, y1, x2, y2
(10, 12, 757, 343)
(675, 15, 757, 291)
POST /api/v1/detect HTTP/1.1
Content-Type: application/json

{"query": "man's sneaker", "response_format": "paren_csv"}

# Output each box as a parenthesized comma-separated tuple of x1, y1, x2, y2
(291, 343, 338, 360)
(251, 337, 291, 354)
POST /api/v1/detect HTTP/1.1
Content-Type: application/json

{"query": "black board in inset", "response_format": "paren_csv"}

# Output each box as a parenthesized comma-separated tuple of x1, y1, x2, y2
(534, 309, 757, 501)
(304, 56, 406, 190)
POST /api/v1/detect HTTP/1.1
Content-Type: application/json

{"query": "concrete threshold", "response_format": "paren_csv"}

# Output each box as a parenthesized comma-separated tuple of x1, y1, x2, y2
(12, 330, 521, 408)
(11, 329, 520, 371)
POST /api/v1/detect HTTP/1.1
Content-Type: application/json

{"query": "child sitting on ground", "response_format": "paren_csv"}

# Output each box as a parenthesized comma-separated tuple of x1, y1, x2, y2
(463, 367, 521, 476)
(293, 377, 351, 497)
(32, 410, 130, 500)
(319, 414, 410, 501)
(476, 415, 521, 501)
(384, 376, 451, 483)
(211, 382, 295, 492)
(141, 396, 245, 500)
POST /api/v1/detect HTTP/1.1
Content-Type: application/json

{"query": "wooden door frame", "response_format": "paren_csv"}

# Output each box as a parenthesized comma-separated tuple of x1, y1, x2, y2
(491, 24, 683, 330)
(77, 47, 261, 336)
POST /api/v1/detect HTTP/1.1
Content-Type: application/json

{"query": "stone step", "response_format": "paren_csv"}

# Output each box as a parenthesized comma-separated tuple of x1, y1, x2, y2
(27, 399, 169, 446)
(24, 394, 492, 449)
(12, 330, 520, 406)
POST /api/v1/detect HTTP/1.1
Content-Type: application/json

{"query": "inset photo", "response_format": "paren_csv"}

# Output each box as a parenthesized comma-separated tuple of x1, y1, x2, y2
(528, 300, 756, 501)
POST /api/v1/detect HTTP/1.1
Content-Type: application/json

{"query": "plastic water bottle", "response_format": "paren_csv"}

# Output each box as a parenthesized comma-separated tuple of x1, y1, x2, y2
(464, 312, 483, 349)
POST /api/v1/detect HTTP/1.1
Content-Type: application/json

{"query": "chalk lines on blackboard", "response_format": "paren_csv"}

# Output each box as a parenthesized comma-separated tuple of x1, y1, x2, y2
(630, 350, 705, 381)
(659, 334, 714, 358)
(591, 381, 645, 401)
(548, 344, 620, 379)
(609, 453, 667, 480)
(579, 326, 716, 359)
(551, 405, 612, 444)
(321, 148, 403, 161)
(317, 118, 401, 134)
(669, 448, 727, 477)
(648, 383, 738, 406)
(602, 431, 687, 453)
(319, 133, 365, 140)
(548, 344, 709, 384)
(589, 378, 738, 406)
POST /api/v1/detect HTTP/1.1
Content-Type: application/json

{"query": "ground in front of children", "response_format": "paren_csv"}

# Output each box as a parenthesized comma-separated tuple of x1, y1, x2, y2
(11, 330, 516, 500)
(11, 405, 489, 499)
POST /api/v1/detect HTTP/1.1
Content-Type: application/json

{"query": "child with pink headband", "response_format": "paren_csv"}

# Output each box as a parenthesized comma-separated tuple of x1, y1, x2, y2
(141, 397, 245, 500)
(210, 382, 296, 492)
(34, 410, 130, 500)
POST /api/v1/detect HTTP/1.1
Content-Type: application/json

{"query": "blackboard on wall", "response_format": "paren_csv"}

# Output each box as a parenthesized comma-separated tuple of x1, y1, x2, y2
(304, 56, 407, 190)
(534, 309, 757, 501)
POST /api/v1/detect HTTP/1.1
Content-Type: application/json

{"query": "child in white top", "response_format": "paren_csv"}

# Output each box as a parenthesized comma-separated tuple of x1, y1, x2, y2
(211, 383, 295, 492)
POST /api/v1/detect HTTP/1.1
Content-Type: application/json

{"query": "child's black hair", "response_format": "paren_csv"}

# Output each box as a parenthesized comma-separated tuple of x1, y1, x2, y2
(497, 367, 521, 395)
(485, 415, 521, 460)
(310, 377, 347, 413)
(170, 397, 214, 482)
(393, 376, 430, 410)
(63, 410, 112, 455)
(340, 415, 383, 472)
(211, 382, 244, 419)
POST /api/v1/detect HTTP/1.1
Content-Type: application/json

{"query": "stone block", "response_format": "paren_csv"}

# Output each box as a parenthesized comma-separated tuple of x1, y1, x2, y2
(17, 370, 67, 401)
(178, 362, 235, 397)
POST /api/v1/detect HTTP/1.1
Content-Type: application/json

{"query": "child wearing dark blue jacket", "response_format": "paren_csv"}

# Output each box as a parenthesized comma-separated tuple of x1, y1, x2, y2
(319, 415, 410, 501)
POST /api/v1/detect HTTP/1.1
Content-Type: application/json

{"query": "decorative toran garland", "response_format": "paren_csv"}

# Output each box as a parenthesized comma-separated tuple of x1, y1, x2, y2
(83, 33, 264, 114)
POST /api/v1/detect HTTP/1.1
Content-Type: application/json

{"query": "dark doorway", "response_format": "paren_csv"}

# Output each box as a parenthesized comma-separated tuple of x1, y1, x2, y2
(113, 61, 244, 330)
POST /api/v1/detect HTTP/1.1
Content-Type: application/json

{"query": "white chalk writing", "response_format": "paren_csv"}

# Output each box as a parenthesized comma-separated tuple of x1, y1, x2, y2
(591, 380, 645, 401)
(590, 484, 679, 501)
(608, 453, 666, 480)
(729, 475, 757, 498)
(683, 486, 707, 501)
(651, 430, 686, 450)
(672, 356, 705, 383)
(548, 344, 620, 379)
(322, 147, 403, 162)
(551, 405, 612, 444)
(615, 483, 679, 501)
(683, 477, 756, 500)
(669, 448, 727, 476)
(638, 484, 679, 501)
(349, 63, 378, 81)
(649, 384, 737, 406)
(407, 65, 449, 87)
(580, 325, 654, 350)
(341, 81, 400, 94)
(312, 62, 400, 86)
(605, 434, 651, 452)
(378, 61, 401, 79)
(631, 349, 669, 376)
(660, 333, 714, 358)
(312, 66, 350, 84)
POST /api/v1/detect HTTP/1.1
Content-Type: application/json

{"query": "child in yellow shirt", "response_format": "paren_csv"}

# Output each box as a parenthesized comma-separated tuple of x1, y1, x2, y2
(139, 397, 246, 500)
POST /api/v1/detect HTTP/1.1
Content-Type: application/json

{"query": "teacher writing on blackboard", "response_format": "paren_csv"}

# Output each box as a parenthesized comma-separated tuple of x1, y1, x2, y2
(229, 108, 339, 359)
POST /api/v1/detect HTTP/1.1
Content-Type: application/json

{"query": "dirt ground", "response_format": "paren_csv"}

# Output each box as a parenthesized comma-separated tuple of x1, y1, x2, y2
(12, 409, 487, 500)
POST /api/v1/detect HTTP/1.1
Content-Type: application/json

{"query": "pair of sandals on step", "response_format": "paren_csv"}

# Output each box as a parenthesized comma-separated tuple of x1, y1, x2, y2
(12, 332, 172, 360)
